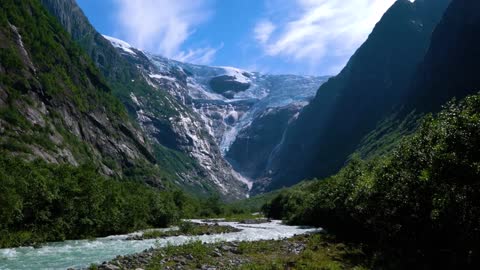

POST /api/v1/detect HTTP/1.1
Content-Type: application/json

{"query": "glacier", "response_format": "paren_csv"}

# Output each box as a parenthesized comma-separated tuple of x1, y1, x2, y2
(103, 35, 328, 192)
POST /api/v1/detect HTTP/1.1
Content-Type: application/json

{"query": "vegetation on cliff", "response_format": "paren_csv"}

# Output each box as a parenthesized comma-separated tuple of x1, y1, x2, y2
(264, 94, 480, 267)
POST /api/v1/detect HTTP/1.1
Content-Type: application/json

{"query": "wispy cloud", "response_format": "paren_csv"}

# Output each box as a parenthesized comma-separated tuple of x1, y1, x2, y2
(113, 0, 220, 64)
(254, 0, 395, 74)
(175, 43, 224, 65)
(254, 20, 276, 44)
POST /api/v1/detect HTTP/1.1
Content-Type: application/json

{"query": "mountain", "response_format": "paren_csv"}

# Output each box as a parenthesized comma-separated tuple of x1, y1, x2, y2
(0, 0, 163, 183)
(102, 37, 252, 197)
(359, 0, 480, 161)
(104, 40, 327, 191)
(227, 104, 304, 179)
(263, 0, 480, 266)
(256, 0, 452, 193)
(40, 0, 249, 199)
(142, 54, 328, 176)
(408, 0, 480, 112)
(40, 0, 327, 199)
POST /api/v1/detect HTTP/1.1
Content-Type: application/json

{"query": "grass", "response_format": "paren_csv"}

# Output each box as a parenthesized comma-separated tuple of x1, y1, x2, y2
(144, 233, 369, 270)
(237, 234, 368, 270)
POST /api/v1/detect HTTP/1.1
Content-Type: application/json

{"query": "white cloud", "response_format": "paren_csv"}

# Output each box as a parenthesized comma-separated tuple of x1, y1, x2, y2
(254, 0, 396, 74)
(175, 43, 224, 65)
(254, 20, 276, 44)
(113, 0, 219, 64)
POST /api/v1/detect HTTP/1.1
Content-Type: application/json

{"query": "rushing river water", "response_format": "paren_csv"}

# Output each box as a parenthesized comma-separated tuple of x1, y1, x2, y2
(0, 220, 321, 270)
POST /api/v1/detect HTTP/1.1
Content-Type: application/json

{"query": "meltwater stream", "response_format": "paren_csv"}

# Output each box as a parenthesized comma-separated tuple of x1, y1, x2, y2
(0, 220, 321, 270)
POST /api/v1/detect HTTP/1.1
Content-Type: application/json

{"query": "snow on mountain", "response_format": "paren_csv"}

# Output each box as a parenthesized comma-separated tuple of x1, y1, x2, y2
(216, 66, 251, 84)
(145, 53, 329, 154)
(103, 35, 137, 55)
(104, 36, 328, 192)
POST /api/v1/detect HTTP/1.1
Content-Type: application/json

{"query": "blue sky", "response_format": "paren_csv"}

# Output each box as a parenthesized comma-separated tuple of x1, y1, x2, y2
(77, 0, 396, 76)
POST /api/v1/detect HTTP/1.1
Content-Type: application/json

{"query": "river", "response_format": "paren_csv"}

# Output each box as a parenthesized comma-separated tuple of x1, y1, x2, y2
(0, 220, 321, 270)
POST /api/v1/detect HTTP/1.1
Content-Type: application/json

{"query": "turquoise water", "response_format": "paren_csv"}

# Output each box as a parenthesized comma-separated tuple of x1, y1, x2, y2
(0, 220, 321, 270)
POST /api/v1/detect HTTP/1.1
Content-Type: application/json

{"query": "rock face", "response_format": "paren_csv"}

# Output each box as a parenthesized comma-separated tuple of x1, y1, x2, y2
(0, 0, 158, 182)
(256, 0, 452, 193)
(210, 75, 251, 98)
(406, 0, 480, 113)
(227, 104, 303, 179)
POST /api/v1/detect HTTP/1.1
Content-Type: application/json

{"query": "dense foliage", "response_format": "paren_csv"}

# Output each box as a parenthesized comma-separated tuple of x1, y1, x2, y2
(0, 153, 195, 248)
(0, 0, 126, 117)
(263, 94, 480, 267)
(0, 153, 253, 248)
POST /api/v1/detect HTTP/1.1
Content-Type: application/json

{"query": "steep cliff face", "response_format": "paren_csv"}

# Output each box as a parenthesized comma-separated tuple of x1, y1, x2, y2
(227, 104, 304, 179)
(408, 0, 480, 112)
(39, 0, 128, 79)
(40, 0, 248, 199)
(0, 0, 161, 184)
(257, 0, 452, 193)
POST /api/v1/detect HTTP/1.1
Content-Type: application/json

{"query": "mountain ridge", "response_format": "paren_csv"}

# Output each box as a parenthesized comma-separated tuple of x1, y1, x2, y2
(255, 0, 452, 193)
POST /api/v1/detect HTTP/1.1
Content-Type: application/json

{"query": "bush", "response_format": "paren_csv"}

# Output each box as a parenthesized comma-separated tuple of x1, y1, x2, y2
(0, 154, 191, 248)
(264, 94, 480, 267)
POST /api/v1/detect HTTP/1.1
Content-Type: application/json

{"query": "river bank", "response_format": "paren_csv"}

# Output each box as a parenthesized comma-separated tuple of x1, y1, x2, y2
(93, 233, 368, 270)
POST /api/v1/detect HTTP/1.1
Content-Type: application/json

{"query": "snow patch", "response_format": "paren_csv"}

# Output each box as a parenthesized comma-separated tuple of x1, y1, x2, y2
(130, 92, 140, 106)
(218, 66, 252, 84)
(9, 23, 36, 73)
(232, 170, 253, 192)
(103, 35, 137, 55)
(149, 73, 177, 82)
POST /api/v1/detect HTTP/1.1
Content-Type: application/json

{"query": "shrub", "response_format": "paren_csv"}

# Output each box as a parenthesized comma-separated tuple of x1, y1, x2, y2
(264, 94, 480, 267)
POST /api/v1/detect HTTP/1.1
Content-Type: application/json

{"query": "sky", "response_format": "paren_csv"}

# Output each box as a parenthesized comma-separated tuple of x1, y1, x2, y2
(77, 0, 396, 76)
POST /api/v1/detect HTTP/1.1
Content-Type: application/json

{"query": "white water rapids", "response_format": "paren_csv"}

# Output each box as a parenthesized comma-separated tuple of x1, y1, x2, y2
(0, 220, 321, 270)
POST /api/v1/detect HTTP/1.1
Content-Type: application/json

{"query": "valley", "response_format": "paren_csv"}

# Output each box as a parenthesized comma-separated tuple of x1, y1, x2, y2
(1, 0, 480, 269)
(103, 35, 329, 194)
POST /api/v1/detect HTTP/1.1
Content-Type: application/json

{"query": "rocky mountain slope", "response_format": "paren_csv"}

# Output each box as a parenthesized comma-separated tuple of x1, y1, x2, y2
(102, 36, 251, 197)
(0, 0, 160, 183)
(144, 54, 328, 155)
(104, 39, 327, 192)
(40, 0, 249, 199)
(255, 0, 452, 193)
